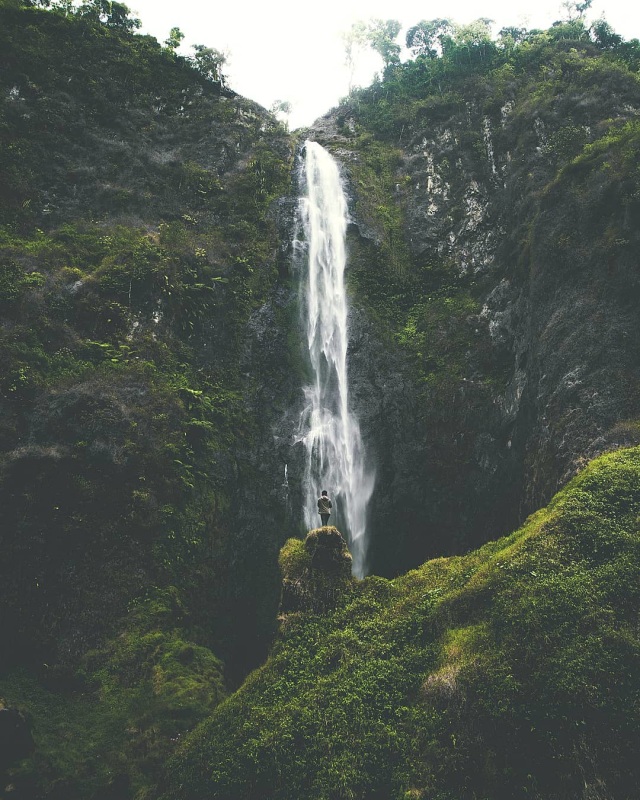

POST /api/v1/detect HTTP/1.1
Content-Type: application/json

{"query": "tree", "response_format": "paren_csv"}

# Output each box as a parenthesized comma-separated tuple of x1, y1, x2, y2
(76, 0, 141, 30)
(342, 21, 368, 92)
(365, 18, 401, 69)
(191, 45, 227, 84)
(269, 99, 292, 128)
(106, 1, 139, 30)
(590, 18, 622, 49)
(498, 26, 528, 50)
(548, 19, 589, 41)
(448, 19, 495, 62)
(270, 99, 292, 116)
(342, 19, 401, 87)
(165, 26, 185, 52)
(562, 0, 593, 22)
(406, 19, 454, 59)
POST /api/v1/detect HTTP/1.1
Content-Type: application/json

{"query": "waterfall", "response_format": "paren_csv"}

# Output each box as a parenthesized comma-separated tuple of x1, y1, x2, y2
(296, 140, 374, 578)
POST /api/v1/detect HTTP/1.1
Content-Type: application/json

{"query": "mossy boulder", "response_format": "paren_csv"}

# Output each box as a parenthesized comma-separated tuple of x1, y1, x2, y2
(279, 527, 354, 614)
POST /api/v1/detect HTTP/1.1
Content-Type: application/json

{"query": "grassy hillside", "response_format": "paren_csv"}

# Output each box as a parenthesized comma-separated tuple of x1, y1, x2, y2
(167, 446, 640, 799)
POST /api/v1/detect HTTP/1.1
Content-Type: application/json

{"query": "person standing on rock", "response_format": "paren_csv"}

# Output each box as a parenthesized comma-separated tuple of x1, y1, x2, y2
(317, 490, 332, 527)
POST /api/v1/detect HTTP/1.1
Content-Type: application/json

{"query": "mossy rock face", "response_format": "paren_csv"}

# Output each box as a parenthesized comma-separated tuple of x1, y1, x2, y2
(304, 526, 353, 576)
(306, 34, 640, 576)
(0, 1, 296, 684)
(279, 528, 354, 614)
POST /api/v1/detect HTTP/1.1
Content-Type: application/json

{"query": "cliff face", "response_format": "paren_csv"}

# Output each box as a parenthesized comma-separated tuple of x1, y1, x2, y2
(0, 7, 299, 796)
(0, 5, 298, 679)
(307, 40, 640, 573)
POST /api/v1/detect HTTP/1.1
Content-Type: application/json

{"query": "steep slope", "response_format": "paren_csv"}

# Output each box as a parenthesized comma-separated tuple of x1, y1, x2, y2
(0, 2, 297, 667)
(166, 446, 640, 800)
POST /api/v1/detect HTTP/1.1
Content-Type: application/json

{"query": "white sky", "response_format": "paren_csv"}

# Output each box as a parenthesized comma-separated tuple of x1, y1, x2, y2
(129, 0, 640, 129)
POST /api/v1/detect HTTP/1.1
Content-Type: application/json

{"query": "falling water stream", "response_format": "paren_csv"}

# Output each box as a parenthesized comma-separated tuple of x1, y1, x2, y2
(296, 140, 374, 578)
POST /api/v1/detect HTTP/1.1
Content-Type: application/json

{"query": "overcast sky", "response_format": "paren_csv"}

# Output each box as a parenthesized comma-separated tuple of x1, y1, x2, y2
(128, 0, 640, 129)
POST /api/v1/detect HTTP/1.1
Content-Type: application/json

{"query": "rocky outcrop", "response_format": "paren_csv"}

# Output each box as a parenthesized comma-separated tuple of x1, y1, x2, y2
(279, 528, 354, 614)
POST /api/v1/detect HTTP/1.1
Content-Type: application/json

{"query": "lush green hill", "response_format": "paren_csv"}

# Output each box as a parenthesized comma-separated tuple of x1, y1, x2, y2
(167, 446, 640, 800)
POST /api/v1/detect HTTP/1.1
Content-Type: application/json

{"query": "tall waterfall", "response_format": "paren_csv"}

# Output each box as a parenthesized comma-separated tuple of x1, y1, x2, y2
(296, 140, 374, 578)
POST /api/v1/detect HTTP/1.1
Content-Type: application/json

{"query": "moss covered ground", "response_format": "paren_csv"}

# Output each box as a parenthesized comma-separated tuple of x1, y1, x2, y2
(167, 446, 640, 799)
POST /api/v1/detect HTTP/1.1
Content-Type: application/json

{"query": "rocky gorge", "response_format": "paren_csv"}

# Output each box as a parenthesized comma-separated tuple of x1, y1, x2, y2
(1, 4, 639, 798)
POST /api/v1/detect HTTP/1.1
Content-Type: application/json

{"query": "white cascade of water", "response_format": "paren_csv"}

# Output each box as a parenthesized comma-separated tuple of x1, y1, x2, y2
(296, 140, 375, 578)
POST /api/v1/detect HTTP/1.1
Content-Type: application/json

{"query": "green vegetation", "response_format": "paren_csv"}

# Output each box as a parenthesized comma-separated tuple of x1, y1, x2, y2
(167, 447, 640, 799)
(3, 589, 227, 799)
